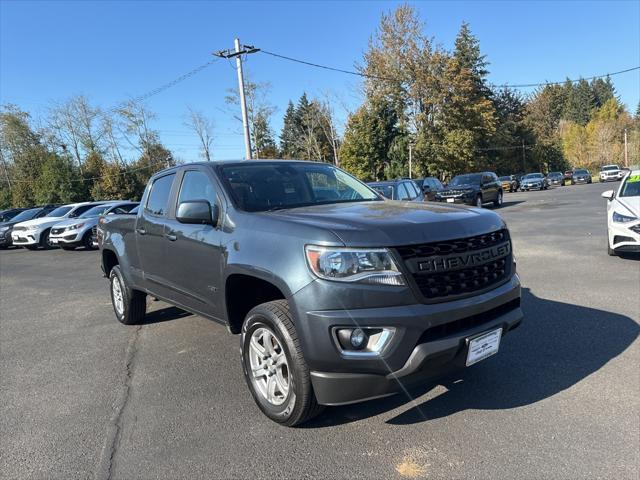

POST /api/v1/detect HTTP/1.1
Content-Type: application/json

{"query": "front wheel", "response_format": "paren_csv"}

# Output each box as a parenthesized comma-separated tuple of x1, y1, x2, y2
(40, 229, 55, 250)
(109, 265, 146, 325)
(83, 230, 97, 250)
(493, 191, 503, 207)
(241, 300, 323, 427)
(475, 195, 483, 208)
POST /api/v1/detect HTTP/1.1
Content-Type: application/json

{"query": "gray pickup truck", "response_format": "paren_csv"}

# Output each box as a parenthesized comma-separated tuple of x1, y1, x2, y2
(99, 160, 523, 426)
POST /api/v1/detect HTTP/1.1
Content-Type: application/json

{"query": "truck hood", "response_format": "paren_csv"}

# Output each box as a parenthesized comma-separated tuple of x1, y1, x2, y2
(269, 200, 505, 246)
(15, 216, 66, 229)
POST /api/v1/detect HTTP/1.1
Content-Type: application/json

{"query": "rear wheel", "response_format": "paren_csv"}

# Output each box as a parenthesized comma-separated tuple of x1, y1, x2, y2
(109, 265, 146, 325)
(241, 300, 323, 426)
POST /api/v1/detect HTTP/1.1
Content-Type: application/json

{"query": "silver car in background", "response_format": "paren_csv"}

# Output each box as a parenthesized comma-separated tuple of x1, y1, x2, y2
(49, 201, 139, 250)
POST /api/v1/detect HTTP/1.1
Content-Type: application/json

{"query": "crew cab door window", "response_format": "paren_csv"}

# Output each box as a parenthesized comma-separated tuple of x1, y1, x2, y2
(145, 174, 175, 216)
(177, 170, 217, 206)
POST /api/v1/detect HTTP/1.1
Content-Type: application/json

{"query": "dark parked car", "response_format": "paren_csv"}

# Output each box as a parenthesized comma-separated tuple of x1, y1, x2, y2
(434, 172, 503, 208)
(418, 177, 445, 200)
(546, 172, 565, 187)
(99, 160, 522, 426)
(520, 173, 549, 191)
(0, 208, 29, 223)
(367, 179, 424, 202)
(0, 205, 59, 248)
(572, 169, 592, 184)
(498, 176, 518, 192)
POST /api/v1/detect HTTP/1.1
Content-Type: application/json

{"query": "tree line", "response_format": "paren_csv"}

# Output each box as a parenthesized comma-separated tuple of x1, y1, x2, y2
(1, 4, 639, 208)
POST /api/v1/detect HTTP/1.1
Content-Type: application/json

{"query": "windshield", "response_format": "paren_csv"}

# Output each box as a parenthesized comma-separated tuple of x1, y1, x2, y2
(79, 205, 112, 218)
(524, 173, 543, 179)
(46, 206, 73, 217)
(574, 169, 588, 175)
(602, 166, 618, 171)
(219, 162, 380, 212)
(0, 210, 20, 222)
(548, 172, 562, 177)
(369, 184, 394, 199)
(498, 176, 511, 181)
(449, 174, 482, 186)
(7, 208, 40, 223)
(620, 174, 640, 197)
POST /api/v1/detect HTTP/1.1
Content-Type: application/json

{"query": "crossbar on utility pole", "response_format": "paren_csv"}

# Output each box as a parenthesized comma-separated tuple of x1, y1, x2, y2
(214, 39, 260, 160)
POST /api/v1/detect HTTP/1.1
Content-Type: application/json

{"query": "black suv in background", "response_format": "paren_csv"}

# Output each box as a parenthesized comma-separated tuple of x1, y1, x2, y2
(367, 179, 424, 202)
(435, 172, 503, 208)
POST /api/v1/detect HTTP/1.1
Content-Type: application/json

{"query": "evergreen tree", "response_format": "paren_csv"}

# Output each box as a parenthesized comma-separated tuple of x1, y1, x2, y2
(279, 101, 299, 159)
(563, 79, 595, 125)
(340, 98, 398, 180)
(453, 22, 489, 92)
(590, 77, 616, 109)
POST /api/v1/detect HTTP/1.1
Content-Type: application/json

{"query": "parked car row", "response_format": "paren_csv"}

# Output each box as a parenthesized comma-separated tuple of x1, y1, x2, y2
(0, 201, 138, 250)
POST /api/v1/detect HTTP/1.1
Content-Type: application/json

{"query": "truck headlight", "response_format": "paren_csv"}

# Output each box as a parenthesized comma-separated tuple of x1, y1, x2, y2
(613, 211, 636, 223)
(305, 246, 405, 285)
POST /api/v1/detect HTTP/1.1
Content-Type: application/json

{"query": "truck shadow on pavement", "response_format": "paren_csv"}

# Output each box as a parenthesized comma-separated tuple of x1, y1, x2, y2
(307, 287, 639, 427)
(139, 305, 193, 325)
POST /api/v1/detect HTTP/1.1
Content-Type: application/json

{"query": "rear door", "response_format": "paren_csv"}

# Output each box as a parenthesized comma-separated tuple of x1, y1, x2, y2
(137, 172, 177, 298)
(162, 167, 226, 319)
(482, 174, 497, 202)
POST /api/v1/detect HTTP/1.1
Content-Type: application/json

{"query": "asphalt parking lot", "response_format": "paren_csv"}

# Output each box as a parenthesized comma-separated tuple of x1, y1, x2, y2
(1, 182, 638, 480)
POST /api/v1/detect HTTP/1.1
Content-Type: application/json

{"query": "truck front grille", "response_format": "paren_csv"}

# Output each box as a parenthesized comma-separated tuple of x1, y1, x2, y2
(396, 229, 512, 301)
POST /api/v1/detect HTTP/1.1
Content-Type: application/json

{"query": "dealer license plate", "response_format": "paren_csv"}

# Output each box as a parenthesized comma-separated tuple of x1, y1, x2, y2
(50, 238, 59, 244)
(446, 198, 455, 203)
(466, 328, 502, 366)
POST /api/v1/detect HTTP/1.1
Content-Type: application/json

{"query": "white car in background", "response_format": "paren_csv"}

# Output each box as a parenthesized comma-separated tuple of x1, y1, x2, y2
(12, 202, 102, 250)
(49, 201, 138, 250)
(602, 169, 640, 256)
(599, 164, 624, 182)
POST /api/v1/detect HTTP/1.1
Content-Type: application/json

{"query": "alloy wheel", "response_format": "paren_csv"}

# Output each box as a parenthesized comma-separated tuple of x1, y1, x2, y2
(248, 327, 290, 406)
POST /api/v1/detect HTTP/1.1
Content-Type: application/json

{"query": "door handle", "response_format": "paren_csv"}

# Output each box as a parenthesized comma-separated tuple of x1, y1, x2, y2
(136, 227, 146, 235)
(164, 232, 177, 241)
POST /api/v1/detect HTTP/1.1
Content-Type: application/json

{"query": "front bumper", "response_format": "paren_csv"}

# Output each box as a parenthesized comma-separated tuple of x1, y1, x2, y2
(49, 231, 82, 245)
(609, 220, 640, 252)
(600, 175, 622, 182)
(521, 183, 542, 190)
(573, 177, 589, 184)
(11, 230, 40, 245)
(301, 274, 523, 405)
(434, 196, 474, 205)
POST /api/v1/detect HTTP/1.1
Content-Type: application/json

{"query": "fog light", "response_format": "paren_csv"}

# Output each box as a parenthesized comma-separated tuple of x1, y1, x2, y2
(350, 328, 367, 349)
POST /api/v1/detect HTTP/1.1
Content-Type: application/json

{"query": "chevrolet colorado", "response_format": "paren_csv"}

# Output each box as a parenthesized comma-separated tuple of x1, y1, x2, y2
(99, 160, 523, 426)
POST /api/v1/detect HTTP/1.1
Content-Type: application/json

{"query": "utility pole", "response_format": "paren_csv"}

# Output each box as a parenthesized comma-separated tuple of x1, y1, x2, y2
(214, 39, 260, 160)
(624, 128, 629, 168)
(408, 144, 413, 179)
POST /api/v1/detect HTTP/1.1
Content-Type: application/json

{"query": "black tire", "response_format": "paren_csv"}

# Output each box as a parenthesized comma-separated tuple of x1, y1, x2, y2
(241, 300, 323, 427)
(82, 230, 97, 250)
(60, 245, 76, 251)
(109, 265, 146, 325)
(493, 190, 503, 207)
(475, 195, 483, 208)
(39, 229, 54, 250)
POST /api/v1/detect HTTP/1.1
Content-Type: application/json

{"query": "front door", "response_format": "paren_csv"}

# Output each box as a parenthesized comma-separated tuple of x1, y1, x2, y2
(163, 168, 225, 319)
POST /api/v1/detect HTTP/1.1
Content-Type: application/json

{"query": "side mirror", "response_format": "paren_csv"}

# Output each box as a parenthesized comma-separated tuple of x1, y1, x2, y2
(176, 200, 218, 226)
(601, 190, 615, 201)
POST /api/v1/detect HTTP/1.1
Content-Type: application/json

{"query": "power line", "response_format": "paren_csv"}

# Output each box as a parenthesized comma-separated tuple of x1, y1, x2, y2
(261, 49, 639, 89)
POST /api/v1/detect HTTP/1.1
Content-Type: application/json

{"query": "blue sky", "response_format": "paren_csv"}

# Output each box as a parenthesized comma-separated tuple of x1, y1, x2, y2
(1, 0, 639, 161)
